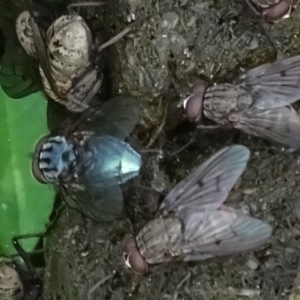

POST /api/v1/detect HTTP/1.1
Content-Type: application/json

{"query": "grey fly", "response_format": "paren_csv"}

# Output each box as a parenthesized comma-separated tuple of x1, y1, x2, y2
(123, 145, 272, 275)
(179, 55, 300, 149)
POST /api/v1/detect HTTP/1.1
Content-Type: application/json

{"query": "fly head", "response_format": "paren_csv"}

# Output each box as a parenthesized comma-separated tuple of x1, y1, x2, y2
(123, 235, 149, 276)
(180, 80, 208, 122)
(32, 135, 77, 184)
(245, 0, 296, 22)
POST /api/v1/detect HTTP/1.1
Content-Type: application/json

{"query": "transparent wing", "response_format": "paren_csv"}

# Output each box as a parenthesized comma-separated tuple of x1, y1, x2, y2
(0, 0, 30, 42)
(177, 209, 272, 260)
(232, 106, 300, 148)
(61, 182, 123, 222)
(0, 40, 41, 98)
(29, 13, 65, 99)
(160, 145, 250, 213)
(47, 101, 79, 135)
(236, 55, 300, 109)
(72, 96, 141, 140)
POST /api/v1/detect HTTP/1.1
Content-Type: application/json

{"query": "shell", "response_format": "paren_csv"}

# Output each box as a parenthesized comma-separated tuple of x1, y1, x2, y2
(15, 11, 36, 58)
(47, 15, 92, 79)
(0, 265, 24, 300)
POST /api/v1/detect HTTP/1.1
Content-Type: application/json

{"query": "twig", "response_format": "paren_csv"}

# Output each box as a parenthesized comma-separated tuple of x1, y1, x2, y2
(87, 274, 114, 300)
(68, 2, 106, 9)
(147, 104, 168, 148)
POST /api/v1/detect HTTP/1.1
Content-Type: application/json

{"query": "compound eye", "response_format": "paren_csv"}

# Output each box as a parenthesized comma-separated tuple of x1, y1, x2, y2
(31, 135, 51, 183)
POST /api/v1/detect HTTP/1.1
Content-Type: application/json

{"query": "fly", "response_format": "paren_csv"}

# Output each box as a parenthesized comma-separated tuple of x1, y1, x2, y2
(32, 96, 142, 222)
(16, 5, 102, 112)
(123, 145, 272, 275)
(179, 55, 300, 149)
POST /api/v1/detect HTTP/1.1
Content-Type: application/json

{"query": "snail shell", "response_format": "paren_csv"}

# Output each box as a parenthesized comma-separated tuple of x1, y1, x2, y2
(0, 265, 24, 300)
(47, 15, 93, 79)
(15, 11, 36, 58)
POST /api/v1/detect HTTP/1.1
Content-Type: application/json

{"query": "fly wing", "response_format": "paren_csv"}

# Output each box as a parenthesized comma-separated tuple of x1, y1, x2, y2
(47, 101, 79, 135)
(160, 145, 250, 213)
(0, 0, 31, 42)
(72, 96, 141, 140)
(236, 55, 300, 109)
(29, 12, 65, 100)
(0, 40, 41, 98)
(176, 209, 272, 261)
(232, 106, 300, 148)
(62, 181, 123, 222)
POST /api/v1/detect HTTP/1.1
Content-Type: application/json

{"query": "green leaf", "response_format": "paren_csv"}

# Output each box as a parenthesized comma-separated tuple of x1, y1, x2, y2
(0, 85, 54, 256)
(0, 40, 41, 99)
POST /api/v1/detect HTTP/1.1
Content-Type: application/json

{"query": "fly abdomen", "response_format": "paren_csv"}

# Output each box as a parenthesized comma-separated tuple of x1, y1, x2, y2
(136, 215, 183, 264)
(79, 135, 141, 185)
(203, 84, 252, 125)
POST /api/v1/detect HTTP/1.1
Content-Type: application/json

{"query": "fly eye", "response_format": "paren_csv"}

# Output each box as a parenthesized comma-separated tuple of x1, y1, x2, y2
(31, 135, 52, 183)
(31, 157, 46, 184)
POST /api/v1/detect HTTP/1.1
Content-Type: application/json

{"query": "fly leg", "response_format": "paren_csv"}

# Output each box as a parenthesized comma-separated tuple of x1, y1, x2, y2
(169, 130, 197, 157)
(257, 20, 285, 60)
(245, 4, 284, 60)
(11, 203, 64, 272)
(67, 2, 106, 15)
(196, 124, 221, 130)
(96, 7, 175, 53)
(12, 234, 43, 278)
(146, 103, 168, 148)
(87, 274, 114, 300)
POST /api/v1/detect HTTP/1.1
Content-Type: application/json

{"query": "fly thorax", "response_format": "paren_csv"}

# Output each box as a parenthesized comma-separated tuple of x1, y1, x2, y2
(0, 265, 24, 300)
(136, 215, 183, 264)
(47, 15, 92, 77)
(15, 11, 36, 58)
(203, 84, 248, 124)
(38, 136, 76, 183)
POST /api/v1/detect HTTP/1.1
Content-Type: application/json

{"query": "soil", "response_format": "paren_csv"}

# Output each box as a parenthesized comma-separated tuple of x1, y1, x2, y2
(42, 1, 300, 299)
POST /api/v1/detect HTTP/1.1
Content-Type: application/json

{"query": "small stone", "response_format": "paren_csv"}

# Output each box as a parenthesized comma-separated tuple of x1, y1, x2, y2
(161, 12, 179, 30)
(245, 259, 259, 270)
(243, 188, 257, 195)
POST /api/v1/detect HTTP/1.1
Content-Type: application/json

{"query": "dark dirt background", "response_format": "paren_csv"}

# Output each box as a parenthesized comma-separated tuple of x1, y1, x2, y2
(43, 1, 300, 299)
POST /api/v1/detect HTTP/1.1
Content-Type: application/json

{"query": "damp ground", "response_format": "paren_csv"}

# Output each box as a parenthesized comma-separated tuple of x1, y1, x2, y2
(43, 1, 300, 299)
